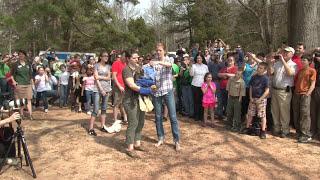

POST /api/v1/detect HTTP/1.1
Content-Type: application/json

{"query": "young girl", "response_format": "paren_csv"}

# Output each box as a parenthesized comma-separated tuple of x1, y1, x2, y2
(82, 67, 95, 115)
(35, 66, 49, 113)
(201, 73, 216, 127)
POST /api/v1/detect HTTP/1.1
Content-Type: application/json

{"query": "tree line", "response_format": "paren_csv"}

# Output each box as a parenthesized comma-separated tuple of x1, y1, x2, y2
(0, 0, 319, 56)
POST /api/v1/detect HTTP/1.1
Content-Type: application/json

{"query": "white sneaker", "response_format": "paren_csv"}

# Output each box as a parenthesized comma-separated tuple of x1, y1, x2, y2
(87, 111, 92, 115)
(44, 109, 48, 113)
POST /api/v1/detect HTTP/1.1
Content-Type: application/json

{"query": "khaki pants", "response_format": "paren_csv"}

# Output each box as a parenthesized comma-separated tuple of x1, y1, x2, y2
(271, 89, 292, 135)
(311, 87, 320, 135)
(292, 93, 311, 137)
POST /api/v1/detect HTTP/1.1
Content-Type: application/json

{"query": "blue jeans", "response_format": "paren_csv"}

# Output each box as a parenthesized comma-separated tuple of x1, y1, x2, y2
(59, 85, 68, 106)
(85, 90, 97, 113)
(153, 90, 180, 142)
(181, 85, 194, 116)
(46, 90, 58, 104)
(91, 92, 109, 117)
(36, 91, 48, 109)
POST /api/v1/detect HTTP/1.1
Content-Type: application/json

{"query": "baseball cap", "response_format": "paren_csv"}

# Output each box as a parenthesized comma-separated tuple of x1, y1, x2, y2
(183, 54, 189, 58)
(284, 47, 295, 54)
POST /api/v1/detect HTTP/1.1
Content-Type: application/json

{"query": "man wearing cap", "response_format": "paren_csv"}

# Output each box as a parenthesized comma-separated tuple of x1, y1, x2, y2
(270, 47, 297, 138)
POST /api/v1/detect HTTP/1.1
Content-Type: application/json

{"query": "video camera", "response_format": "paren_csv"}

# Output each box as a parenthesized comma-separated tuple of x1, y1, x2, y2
(0, 93, 26, 111)
(0, 93, 25, 124)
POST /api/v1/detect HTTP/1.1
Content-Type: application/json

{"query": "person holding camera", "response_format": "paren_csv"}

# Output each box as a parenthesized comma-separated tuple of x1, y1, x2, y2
(270, 47, 297, 138)
(44, 67, 59, 105)
(10, 50, 33, 120)
(0, 112, 21, 127)
(179, 54, 194, 118)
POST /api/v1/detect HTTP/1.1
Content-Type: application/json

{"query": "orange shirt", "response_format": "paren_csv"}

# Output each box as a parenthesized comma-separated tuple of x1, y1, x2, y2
(295, 67, 317, 94)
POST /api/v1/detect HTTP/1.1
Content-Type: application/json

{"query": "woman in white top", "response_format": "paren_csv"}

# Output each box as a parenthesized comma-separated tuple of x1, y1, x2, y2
(190, 54, 209, 121)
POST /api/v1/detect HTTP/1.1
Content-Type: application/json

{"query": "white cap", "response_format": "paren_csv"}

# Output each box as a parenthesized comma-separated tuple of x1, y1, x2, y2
(284, 47, 295, 54)
(183, 54, 189, 58)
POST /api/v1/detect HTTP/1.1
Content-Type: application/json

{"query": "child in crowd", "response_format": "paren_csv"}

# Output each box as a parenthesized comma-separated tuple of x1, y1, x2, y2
(59, 64, 70, 107)
(292, 54, 316, 143)
(243, 62, 269, 139)
(35, 66, 49, 113)
(226, 69, 246, 132)
(82, 67, 96, 115)
(201, 73, 216, 127)
(68, 55, 81, 112)
(77, 66, 86, 112)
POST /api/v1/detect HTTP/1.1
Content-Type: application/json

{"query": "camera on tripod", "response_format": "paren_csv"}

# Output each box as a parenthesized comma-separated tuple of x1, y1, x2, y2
(0, 94, 36, 178)
(0, 92, 26, 121)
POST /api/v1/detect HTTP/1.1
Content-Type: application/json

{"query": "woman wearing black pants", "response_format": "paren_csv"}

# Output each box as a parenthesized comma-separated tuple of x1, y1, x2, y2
(190, 54, 208, 121)
(192, 85, 204, 120)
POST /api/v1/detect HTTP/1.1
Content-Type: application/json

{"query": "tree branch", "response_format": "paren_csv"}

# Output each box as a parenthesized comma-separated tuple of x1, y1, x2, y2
(95, 1, 112, 26)
(238, 31, 260, 37)
(62, 2, 94, 38)
(71, 21, 94, 38)
(236, 0, 260, 19)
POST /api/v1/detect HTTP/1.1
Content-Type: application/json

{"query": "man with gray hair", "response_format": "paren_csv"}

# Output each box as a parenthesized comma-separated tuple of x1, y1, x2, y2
(270, 47, 297, 138)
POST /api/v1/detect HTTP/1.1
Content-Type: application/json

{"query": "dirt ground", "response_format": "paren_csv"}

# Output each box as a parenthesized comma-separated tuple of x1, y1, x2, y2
(1, 106, 320, 180)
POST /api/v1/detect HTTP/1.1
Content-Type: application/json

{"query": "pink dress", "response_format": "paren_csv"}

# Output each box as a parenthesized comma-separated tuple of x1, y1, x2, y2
(201, 82, 216, 108)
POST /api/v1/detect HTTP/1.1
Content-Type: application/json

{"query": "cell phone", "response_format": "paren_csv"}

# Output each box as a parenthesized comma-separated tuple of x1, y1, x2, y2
(274, 55, 280, 60)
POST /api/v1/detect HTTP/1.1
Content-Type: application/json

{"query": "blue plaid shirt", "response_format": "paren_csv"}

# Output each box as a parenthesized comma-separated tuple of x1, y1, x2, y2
(153, 56, 174, 97)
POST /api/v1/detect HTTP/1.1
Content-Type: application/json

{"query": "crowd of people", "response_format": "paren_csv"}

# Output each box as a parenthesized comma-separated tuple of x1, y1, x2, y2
(0, 40, 320, 158)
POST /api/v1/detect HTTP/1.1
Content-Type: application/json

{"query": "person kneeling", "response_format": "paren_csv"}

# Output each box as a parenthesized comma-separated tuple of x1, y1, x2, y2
(243, 62, 269, 139)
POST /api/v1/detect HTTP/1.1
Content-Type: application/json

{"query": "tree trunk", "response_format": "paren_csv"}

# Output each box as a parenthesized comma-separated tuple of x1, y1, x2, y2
(288, 0, 319, 50)
(67, 27, 73, 51)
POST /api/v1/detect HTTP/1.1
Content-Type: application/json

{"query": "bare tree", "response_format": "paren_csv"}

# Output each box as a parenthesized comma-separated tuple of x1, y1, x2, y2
(144, 0, 165, 42)
(236, 0, 278, 52)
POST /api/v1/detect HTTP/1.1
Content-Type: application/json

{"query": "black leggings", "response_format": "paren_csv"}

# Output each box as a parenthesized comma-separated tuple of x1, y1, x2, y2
(192, 85, 204, 121)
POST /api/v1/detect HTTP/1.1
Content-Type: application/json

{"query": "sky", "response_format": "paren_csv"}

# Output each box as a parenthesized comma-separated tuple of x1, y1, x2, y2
(135, 0, 151, 15)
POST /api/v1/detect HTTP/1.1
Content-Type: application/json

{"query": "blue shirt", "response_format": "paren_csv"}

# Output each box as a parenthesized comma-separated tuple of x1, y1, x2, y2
(243, 63, 257, 87)
(249, 74, 269, 98)
(208, 61, 225, 80)
(142, 65, 156, 81)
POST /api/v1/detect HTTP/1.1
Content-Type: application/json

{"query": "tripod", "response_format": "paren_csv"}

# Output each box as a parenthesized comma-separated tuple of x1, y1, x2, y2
(0, 119, 37, 178)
